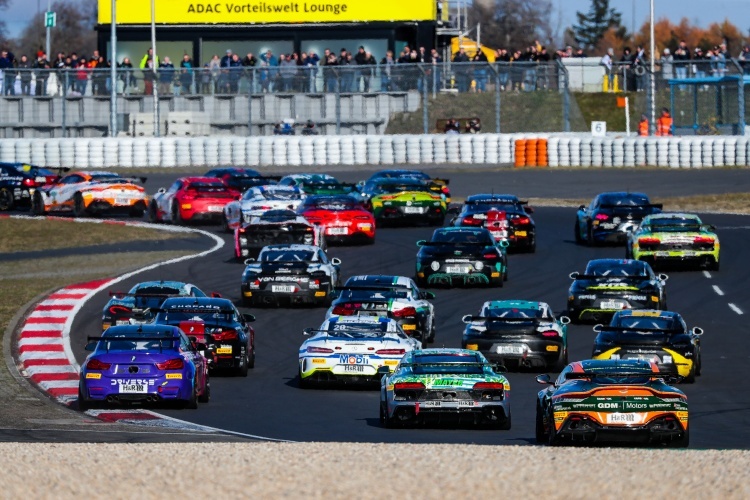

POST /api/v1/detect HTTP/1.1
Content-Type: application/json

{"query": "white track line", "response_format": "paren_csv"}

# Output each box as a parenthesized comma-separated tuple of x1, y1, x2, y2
(729, 303, 744, 315)
(713, 285, 725, 296)
(703, 271, 712, 279)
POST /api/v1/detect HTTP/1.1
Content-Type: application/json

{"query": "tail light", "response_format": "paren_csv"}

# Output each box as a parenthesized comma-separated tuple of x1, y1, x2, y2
(332, 305, 356, 316)
(638, 237, 660, 247)
(86, 359, 111, 371)
(213, 329, 238, 341)
(473, 382, 504, 390)
(238, 228, 245, 233)
(483, 252, 498, 259)
(441, 186, 450, 194)
(376, 349, 406, 355)
(694, 236, 715, 244)
(542, 330, 559, 337)
(392, 307, 416, 318)
(354, 215, 371, 220)
(595, 213, 610, 221)
(156, 358, 184, 370)
(380, 195, 395, 200)
(307, 346, 333, 353)
(394, 382, 425, 390)
(255, 205, 272, 211)
(108, 305, 132, 316)
(22, 178, 36, 187)
(513, 216, 531, 225)
(462, 216, 483, 226)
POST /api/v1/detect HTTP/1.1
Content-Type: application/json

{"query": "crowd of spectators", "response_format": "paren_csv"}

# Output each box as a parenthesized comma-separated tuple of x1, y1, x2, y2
(0, 40, 748, 97)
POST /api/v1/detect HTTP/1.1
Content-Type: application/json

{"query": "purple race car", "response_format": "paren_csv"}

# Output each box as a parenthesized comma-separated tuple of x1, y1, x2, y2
(78, 324, 210, 410)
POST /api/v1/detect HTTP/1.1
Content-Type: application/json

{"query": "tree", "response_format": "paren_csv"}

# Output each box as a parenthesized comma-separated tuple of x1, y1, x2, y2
(0, 0, 10, 47)
(11, 0, 97, 57)
(466, 0, 555, 51)
(572, 0, 623, 49)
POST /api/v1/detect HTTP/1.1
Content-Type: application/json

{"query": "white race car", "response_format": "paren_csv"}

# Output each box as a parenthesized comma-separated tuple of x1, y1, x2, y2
(298, 315, 421, 387)
(223, 185, 304, 232)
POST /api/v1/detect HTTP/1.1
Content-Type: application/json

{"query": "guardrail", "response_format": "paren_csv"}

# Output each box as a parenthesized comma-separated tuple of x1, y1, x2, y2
(0, 134, 748, 168)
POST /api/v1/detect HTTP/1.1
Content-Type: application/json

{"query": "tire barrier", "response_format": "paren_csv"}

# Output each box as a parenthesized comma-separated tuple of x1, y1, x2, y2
(0, 134, 748, 169)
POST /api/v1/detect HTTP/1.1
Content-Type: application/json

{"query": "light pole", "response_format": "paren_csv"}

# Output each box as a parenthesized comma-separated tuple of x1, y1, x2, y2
(45, 0, 51, 61)
(649, 0, 656, 134)
(110, 0, 117, 137)
(151, 0, 160, 137)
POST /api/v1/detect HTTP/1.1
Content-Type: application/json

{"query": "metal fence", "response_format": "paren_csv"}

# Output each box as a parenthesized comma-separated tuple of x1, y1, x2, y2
(0, 58, 747, 137)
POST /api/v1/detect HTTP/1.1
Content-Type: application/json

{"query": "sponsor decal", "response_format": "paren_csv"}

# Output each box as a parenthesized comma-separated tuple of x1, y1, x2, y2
(597, 402, 619, 409)
(312, 358, 326, 364)
(432, 379, 462, 386)
(110, 379, 155, 386)
(384, 360, 399, 366)
(166, 373, 183, 379)
(339, 354, 368, 365)
(546, 345, 559, 352)
(86, 373, 101, 379)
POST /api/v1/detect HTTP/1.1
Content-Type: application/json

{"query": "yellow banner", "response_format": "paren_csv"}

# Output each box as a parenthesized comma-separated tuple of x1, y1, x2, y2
(99, 0, 436, 24)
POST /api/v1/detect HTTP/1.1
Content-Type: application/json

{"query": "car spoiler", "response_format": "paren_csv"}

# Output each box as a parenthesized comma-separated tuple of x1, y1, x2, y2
(260, 175, 283, 182)
(599, 203, 663, 210)
(109, 292, 180, 299)
(464, 199, 527, 205)
(563, 371, 671, 380)
(431, 178, 450, 186)
(149, 307, 237, 315)
(596, 325, 680, 334)
(85, 335, 177, 352)
(572, 274, 647, 281)
(419, 241, 490, 246)
(302, 327, 387, 338)
(463, 315, 541, 323)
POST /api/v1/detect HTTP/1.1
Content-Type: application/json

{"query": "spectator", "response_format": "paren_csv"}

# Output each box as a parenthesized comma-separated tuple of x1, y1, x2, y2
(158, 56, 175, 95)
(632, 46, 647, 91)
(638, 114, 649, 136)
(361, 51, 376, 92)
(673, 40, 690, 79)
(472, 49, 488, 93)
(430, 48, 443, 92)
(601, 48, 614, 91)
(278, 53, 297, 92)
(139, 48, 158, 69)
(92, 55, 109, 95)
(119, 57, 136, 92)
(739, 46, 750, 75)
(33, 53, 50, 96)
(380, 50, 395, 92)
(200, 63, 212, 93)
(620, 47, 633, 91)
(715, 44, 727, 77)
(0, 50, 16, 95)
(258, 59, 271, 92)
(178, 54, 194, 94)
(301, 119, 318, 135)
(354, 46, 367, 92)
(75, 58, 90, 95)
(496, 48, 510, 90)
(18, 55, 32, 95)
(693, 48, 705, 78)
(242, 52, 257, 92)
(444, 118, 460, 134)
(465, 118, 481, 133)
(208, 54, 221, 93)
(142, 56, 155, 95)
(228, 53, 243, 93)
(660, 48, 673, 81)
(452, 47, 470, 92)
(260, 50, 278, 92)
(324, 53, 338, 92)
(655, 107, 673, 136)
(297, 52, 312, 92)
(339, 48, 354, 92)
(574, 47, 587, 58)
(219, 49, 233, 92)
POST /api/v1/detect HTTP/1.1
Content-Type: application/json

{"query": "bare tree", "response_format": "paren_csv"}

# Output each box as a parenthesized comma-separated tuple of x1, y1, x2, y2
(12, 0, 97, 56)
(467, 0, 555, 50)
(0, 0, 11, 47)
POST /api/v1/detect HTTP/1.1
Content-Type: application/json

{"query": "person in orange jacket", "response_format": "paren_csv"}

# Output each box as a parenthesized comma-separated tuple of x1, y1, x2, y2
(655, 107, 673, 136)
(638, 114, 649, 136)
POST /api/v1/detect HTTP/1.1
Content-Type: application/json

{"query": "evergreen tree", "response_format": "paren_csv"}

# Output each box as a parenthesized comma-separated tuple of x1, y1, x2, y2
(572, 0, 623, 48)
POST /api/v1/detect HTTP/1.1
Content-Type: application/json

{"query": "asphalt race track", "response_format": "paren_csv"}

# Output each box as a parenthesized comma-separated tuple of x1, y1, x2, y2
(67, 168, 750, 448)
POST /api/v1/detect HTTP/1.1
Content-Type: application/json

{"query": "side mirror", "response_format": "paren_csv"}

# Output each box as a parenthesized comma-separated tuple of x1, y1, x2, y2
(244, 258, 256, 265)
(569, 272, 579, 280)
(593, 323, 603, 333)
(209, 292, 222, 298)
(498, 239, 510, 248)
(377, 365, 391, 376)
(242, 313, 256, 323)
(356, 180, 365, 188)
(84, 341, 97, 351)
(692, 327, 704, 336)
(158, 187, 166, 194)
(303, 327, 314, 336)
(658, 273, 669, 281)
(559, 316, 571, 325)
(462, 314, 473, 324)
(492, 363, 507, 374)
(330, 257, 342, 266)
(422, 291, 436, 300)
(578, 204, 586, 211)
(109, 291, 126, 300)
(536, 374, 553, 385)
(416, 239, 426, 247)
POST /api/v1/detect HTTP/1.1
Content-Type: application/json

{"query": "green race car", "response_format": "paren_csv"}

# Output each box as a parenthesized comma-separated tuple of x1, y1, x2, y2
(626, 213, 720, 271)
(379, 348, 511, 429)
(278, 173, 355, 196)
(356, 177, 446, 226)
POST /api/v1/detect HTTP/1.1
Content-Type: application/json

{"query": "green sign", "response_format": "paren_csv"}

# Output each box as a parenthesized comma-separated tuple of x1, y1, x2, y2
(45, 11, 56, 28)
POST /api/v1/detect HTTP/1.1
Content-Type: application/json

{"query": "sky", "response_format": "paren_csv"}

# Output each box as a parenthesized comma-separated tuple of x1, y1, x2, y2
(1, 0, 748, 40)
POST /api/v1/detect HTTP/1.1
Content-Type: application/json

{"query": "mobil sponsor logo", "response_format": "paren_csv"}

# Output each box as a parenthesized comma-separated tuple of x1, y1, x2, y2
(339, 354, 369, 365)
(110, 379, 156, 386)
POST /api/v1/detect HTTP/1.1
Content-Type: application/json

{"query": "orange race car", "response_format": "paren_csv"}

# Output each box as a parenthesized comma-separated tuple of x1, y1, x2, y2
(535, 359, 689, 447)
(31, 170, 148, 217)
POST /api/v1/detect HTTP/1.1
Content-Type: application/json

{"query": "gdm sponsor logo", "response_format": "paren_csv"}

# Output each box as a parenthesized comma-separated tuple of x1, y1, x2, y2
(597, 402, 619, 409)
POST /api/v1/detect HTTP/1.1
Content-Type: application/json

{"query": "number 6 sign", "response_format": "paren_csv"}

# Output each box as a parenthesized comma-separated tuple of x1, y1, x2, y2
(591, 121, 607, 137)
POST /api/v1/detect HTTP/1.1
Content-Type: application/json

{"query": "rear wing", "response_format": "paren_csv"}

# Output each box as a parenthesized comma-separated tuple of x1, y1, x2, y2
(431, 178, 450, 186)
(462, 315, 540, 324)
(570, 273, 647, 281)
(564, 371, 668, 380)
(464, 199, 527, 206)
(109, 292, 180, 299)
(595, 325, 681, 334)
(599, 203, 663, 210)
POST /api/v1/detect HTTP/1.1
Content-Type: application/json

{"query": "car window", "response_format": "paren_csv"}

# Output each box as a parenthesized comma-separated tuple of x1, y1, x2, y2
(61, 175, 84, 184)
(168, 181, 181, 193)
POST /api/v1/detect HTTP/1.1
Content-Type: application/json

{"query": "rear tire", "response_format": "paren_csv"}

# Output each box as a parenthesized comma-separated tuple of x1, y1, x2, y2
(78, 386, 90, 411)
(669, 428, 689, 448)
(683, 364, 696, 384)
(535, 403, 548, 443)
(548, 410, 561, 446)
(171, 202, 183, 225)
(186, 380, 199, 409)
(0, 187, 14, 211)
(496, 410, 512, 430)
(236, 351, 249, 377)
(298, 368, 309, 389)
(148, 201, 159, 222)
(247, 348, 255, 369)
(709, 259, 720, 272)
(198, 376, 210, 403)
(73, 192, 87, 218)
(380, 402, 395, 428)
(31, 191, 46, 215)
(222, 215, 231, 233)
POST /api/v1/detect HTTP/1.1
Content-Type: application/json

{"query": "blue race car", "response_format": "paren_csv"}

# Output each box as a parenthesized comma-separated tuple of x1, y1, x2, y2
(574, 192, 662, 245)
(78, 324, 210, 410)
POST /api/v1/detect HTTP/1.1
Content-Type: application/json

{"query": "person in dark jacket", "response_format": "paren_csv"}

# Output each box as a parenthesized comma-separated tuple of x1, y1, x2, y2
(242, 52, 257, 92)
(0, 50, 16, 95)
(17, 55, 32, 95)
(33, 53, 50, 95)
(119, 57, 136, 92)
(178, 54, 194, 94)
(452, 48, 470, 92)
(158, 56, 175, 94)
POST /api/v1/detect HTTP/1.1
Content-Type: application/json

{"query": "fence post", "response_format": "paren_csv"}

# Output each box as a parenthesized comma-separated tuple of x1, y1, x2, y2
(62, 70, 68, 138)
(247, 72, 253, 136)
(647, 69, 654, 135)
(489, 63, 501, 133)
(738, 75, 746, 136)
(335, 69, 341, 135)
(421, 65, 429, 134)
(557, 60, 570, 132)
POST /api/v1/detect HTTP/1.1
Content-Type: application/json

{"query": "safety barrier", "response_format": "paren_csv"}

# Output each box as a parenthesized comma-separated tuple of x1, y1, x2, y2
(0, 135, 748, 168)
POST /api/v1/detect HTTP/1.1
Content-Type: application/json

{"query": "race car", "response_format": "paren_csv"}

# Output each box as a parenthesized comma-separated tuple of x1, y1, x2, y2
(241, 244, 341, 307)
(31, 170, 148, 217)
(415, 227, 509, 287)
(298, 316, 421, 387)
(0, 162, 65, 211)
(278, 173, 356, 196)
(567, 259, 668, 323)
(462, 300, 570, 371)
(626, 213, 720, 271)
(223, 184, 304, 232)
(149, 177, 239, 224)
(203, 167, 280, 192)
(535, 359, 689, 447)
(327, 275, 436, 343)
(360, 169, 451, 203)
(592, 309, 703, 382)
(449, 194, 536, 253)
(78, 324, 209, 410)
(297, 195, 375, 244)
(354, 177, 446, 227)
(574, 192, 662, 245)
(379, 348, 511, 429)
(101, 281, 210, 331)
(153, 297, 255, 376)
(234, 209, 326, 259)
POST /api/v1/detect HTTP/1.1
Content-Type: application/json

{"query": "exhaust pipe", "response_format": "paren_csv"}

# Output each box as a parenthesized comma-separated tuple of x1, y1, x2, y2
(106, 395, 116, 403)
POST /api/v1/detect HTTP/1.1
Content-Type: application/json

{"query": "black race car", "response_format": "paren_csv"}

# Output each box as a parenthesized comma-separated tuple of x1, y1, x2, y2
(153, 297, 255, 376)
(567, 259, 668, 323)
(574, 191, 662, 245)
(0, 162, 66, 211)
(234, 209, 326, 259)
(415, 227, 508, 287)
(449, 194, 536, 252)
(361, 169, 451, 203)
(592, 309, 703, 383)
(203, 167, 280, 193)
(241, 244, 341, 307)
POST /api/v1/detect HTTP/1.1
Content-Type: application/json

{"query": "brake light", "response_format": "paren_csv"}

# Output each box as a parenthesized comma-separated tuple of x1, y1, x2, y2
(354, 215, 371, 221)
(694, 236, 715, 244)
(238, 228, 245, 233)
(473, 382, 504, 390)
(541, 330, 559, 337)
(182, 189, 197, 199)
(213, 329, 238, 341)
(307, 346, 333, 353)
(86, 359, 111, 371)
(462, 216, 483, 226)
(376, 349, 406, 355)
(638, 237, 660, 246)
(441, 186, 450, 194)
(156, 358, 184, 370)
(483, 252, 498, 259)
(595, 213, 609, 220)
(108, 305, 132, 316)
(513, 216, 531, 225)
(392, 307, 416, 318)
(256, 205, 272, 210)
(380, 195, 395, 200)
(22, 178, 36, 187)
(394, 382, 425, 390)
(332, 305, 356, 316)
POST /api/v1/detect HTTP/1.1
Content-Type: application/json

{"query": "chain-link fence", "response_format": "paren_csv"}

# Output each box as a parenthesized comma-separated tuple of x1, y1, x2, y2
(0, 58, 746, 137)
